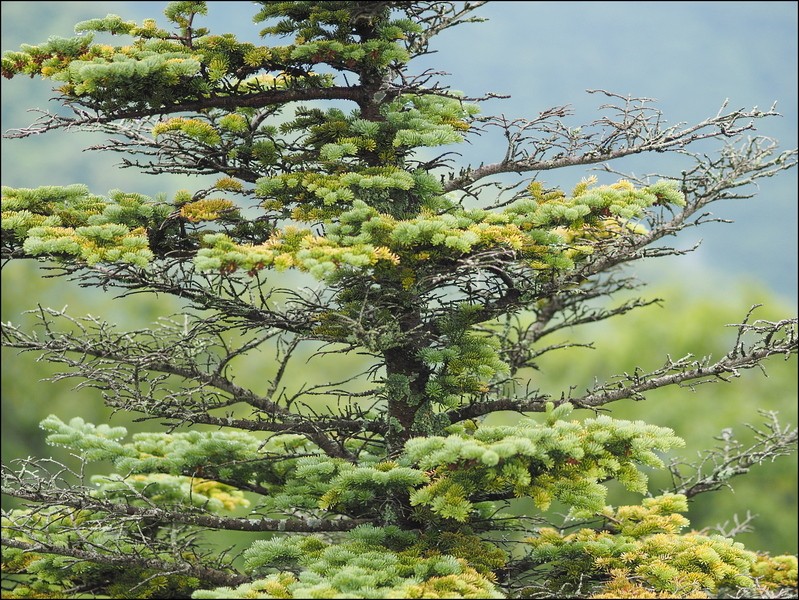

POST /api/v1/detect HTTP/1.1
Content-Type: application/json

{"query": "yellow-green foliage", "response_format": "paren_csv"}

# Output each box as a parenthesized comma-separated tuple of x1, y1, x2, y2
(317, 460, 429, 514)
(1, 3, 792, 600)
(256, 167, 416, 209)
(179, 198, 238, 222)
(92, 473, 250, 512)
(1, 4, 211, 107)
(411, 532, 509, 577)
(23, 224, 153, 267)
(421, 330, 510, 401)
(34, 408, 684, 527)
(419, 302, 513, 401)
(750, 554, 797, 590)
(0, 0, 418, 112)
(1, 209, 61, 238)
(404, 404, 684, 522)
(2, 177, 682, 275)
(288, 38, 410, 70)
(39, 415, 304, 510)
(1, 506, 202, 599)
(200, 178, 683, 280)
(214, 176, 245, 192)
(195, 228, 400, 279)
(152, 117, 222, 145)
(217, 113, 249, 132)
(240, 71, 334, 91)
(525, 494, 760, 598)
(589, 569, 706, 599)
(1, 185, 171, 266)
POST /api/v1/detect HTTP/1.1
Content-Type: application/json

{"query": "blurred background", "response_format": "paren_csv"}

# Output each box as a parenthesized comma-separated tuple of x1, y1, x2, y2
(2, 1, 797, 556)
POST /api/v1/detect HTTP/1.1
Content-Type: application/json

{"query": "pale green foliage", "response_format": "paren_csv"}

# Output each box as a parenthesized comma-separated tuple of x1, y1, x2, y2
(23, 223, 153, 267)
(41, 415, 133, 462)
(36, 406, 684, 525)
(194, 228, 400, 279)
(254, 164, 420, 210)
(387, 94, 478, 148)
(94, 473, 250, 511)
(74, 14, 141, 36)
(404, 403, 684, 521)
(56, 50, 201, 96)
(1, 184, 171, 266)
(2, 184, 109, 228)
(41, 415, 312, 491)
(194, 525, 504, 599)
(1, 2, 212, 108)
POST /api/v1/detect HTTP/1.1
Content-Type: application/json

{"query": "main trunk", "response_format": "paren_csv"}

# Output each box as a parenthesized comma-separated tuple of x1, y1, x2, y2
(383, 304, 431, 456)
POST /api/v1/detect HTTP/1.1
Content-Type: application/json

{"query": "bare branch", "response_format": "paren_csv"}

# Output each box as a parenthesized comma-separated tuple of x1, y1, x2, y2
(447, 311, 797, 422)
(402, 2, 490, 57)
(666, 411, 798, 498)
(1, 307, 360, 461)
(444, 94, 789, 193)
(2, 460, 369, 533)
(576, 316, 795, 404)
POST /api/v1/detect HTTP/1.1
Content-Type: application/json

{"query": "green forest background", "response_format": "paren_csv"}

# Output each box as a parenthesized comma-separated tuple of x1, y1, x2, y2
(1, 1, 797, 557)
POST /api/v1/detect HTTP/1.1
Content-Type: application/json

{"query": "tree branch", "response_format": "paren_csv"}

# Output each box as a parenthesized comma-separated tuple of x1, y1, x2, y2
(443, 95, 784, 193)
(2, 474, 369, 533)
(666, 411, 798, 498)
(447, 312, 797, 422)
(1, 537, 248, 588)
(1, 306, 359, 461)
(3, 86, 363, 139)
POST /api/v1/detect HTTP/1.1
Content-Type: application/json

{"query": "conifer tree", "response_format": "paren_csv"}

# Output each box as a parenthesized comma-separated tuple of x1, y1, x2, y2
(1, 2, 797, 598)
